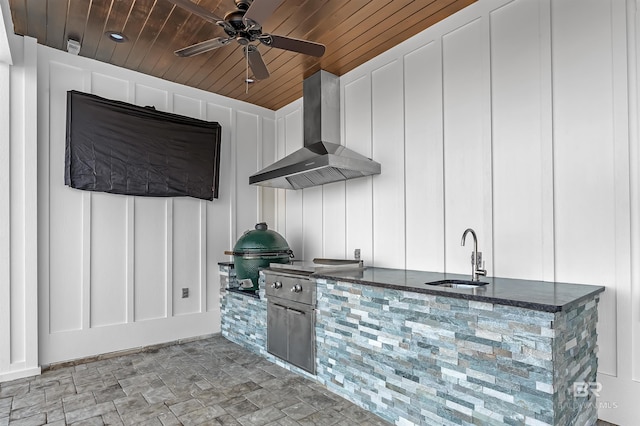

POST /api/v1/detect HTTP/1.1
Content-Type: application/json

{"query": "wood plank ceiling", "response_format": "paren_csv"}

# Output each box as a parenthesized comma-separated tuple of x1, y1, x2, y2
(8, 0, 476, 110)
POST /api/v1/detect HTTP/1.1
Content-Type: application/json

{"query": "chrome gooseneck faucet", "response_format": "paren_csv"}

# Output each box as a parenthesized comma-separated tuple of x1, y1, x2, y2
(461, 228, 487, 281)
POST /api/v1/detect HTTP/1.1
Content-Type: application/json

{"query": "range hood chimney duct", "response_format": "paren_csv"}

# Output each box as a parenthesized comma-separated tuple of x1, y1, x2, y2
(249, 70, 381, 189)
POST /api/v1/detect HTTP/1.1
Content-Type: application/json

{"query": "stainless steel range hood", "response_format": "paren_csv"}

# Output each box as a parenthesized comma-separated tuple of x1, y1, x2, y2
(249, 70, 381, 190)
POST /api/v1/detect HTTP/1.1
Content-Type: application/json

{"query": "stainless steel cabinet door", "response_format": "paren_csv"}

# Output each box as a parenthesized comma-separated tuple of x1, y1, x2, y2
(267, 303, 288, 360)
(287, 307, 315, 373)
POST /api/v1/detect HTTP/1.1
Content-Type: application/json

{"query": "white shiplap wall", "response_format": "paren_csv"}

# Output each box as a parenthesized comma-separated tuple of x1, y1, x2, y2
(36, 44, 274, 365)
(270, 0, 639, 423)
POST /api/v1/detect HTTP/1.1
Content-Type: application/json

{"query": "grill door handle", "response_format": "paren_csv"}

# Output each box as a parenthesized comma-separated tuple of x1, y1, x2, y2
(273, 304, 286, 310)
(288, 308, 305, 316)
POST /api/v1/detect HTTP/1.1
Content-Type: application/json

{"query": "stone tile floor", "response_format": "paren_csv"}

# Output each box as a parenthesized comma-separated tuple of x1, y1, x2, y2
(0, 336, 390, 426)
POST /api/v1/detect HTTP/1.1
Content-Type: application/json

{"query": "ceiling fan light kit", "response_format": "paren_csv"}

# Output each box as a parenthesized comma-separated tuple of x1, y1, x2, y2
(167, 0, 326, 81)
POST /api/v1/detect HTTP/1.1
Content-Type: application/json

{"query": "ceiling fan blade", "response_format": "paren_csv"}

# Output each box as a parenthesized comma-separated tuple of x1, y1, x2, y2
(260, 34, 325, 57)
(243, 0, 284, 29)
(165, 0, 225, 24)
(245, 45, 270, 80)
(165, 0, 234, 32)
(175, 37, 233, 57)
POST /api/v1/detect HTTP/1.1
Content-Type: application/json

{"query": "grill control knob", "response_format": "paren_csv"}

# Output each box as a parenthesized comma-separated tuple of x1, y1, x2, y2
(291, 284, 303, 293)
(271, 281, 282, 289)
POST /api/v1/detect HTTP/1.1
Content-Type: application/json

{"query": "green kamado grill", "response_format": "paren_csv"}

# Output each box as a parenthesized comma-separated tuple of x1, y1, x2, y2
(227, 223, 293, 291)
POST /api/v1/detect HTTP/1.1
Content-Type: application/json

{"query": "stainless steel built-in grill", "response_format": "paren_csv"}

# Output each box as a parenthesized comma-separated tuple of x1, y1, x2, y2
(264, 266, 316, 374)
(265, 259, 362, 374)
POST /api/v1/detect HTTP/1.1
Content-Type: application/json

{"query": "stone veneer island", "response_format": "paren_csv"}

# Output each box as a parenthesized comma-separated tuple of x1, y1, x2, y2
(219, 263, 604, 426)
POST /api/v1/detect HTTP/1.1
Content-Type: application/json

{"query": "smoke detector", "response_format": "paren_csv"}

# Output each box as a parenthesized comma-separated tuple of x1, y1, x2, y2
(67, 39, 81, 55)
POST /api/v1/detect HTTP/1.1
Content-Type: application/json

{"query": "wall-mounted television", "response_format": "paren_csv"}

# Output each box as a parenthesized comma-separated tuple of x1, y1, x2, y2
(65, 90, 222, 201)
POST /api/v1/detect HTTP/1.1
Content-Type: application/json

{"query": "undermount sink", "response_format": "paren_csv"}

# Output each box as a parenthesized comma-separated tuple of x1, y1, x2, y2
(426, 279, 489, 289)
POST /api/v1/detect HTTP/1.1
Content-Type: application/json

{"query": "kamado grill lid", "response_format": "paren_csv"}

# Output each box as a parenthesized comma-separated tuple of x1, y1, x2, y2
(231, 222, 293, 256)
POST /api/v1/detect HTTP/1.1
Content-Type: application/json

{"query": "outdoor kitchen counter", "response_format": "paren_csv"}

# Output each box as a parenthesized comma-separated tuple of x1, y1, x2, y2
(311, 267, 604, 313)
(219, 263, 606, 425)
(310, 267, 605, 425)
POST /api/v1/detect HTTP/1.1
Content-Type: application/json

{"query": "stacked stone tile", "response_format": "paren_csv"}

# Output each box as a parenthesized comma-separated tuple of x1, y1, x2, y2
(552, 297, 599, 425)
(218, 263, 237, 289)
(219, 264, 267, 353)
(315, 279, 600, 426)
(219, 267, 317, 381)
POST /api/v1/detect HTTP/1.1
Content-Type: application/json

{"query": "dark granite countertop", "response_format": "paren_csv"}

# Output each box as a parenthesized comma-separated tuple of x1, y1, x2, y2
(311, 267, 604, 313)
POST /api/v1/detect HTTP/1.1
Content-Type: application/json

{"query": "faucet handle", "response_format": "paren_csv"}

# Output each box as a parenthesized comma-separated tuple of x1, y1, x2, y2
(474, 252, 487, 277)
(477, 257, 487, 277)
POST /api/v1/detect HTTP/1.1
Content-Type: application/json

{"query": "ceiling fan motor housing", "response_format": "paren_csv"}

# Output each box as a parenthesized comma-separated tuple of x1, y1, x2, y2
(234, 0, 253, 9)
(169, 0, 325, 80)
(224, 9, 248, 30)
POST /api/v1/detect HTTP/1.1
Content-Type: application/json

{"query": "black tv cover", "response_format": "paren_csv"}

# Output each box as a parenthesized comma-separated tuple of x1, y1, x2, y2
(65, 90, 222, 200)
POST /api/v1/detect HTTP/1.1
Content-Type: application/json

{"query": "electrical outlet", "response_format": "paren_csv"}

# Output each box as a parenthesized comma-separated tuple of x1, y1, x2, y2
(182, 288, 189, 298)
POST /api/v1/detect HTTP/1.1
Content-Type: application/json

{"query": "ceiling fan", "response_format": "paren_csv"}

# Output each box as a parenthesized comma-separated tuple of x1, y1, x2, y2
(167, 0, 326, 80)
